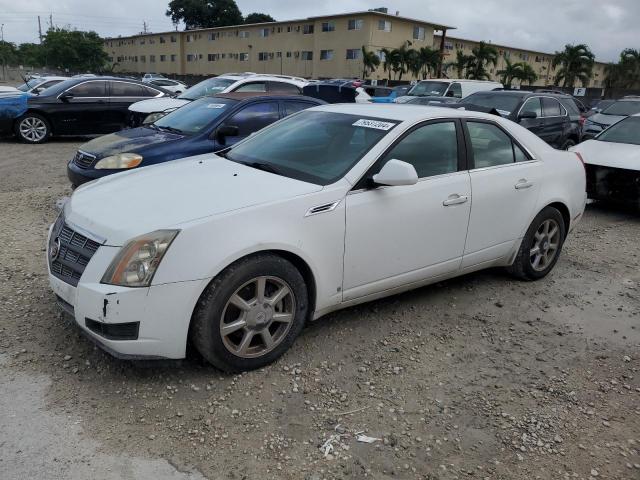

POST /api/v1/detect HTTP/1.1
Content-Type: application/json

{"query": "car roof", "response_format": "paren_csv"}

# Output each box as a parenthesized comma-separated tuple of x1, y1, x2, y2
(214, 93, 323, 103)
(312, 103, 508, 122)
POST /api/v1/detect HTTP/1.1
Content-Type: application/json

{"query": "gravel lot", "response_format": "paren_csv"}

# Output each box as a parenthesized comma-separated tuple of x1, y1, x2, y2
(0, 138, 638, 480)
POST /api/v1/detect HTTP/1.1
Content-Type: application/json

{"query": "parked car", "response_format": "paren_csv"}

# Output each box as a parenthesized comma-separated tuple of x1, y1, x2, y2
(302, 81, 371, 104)
(66, 93, 324, 186)
(148, 78, 188, 94)
(582, 99, 640, 140)
(141, 73, 166, 83)
(586, 99, 616, 117)
(571, 114, 640, 206)
(369, 85, 412, 103)
(396, 79, 503, 103)
(128, 73, 308, 126)
(15, 76, 69, 95)
(48, 104, 586, 371)
(1, 77, 170, 143)
(453, 91, 582, 149)
(405, 96, 461, 106)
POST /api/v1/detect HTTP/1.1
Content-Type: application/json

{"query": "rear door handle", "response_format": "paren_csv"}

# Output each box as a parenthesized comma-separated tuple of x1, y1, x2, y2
(443, 194, 468, 206)
(515, 179, 533, 190)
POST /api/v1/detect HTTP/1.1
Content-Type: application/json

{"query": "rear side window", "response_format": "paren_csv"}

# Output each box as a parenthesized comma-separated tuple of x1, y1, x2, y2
(110, 82, 144, 97)
(234, 82, 267, 93)
(560, 98, 581, 115)
(267, 81, 300, 94)
(68, 81, 107, 97)
(467, 122, 529, 168)
(224, 102, 279, 136)
(521, 97, 542, 117)
(284, 101, 315, 116)
(542, 97, 562, 117)
(152, 79, 175, 87)
(141, 86, 162, 97)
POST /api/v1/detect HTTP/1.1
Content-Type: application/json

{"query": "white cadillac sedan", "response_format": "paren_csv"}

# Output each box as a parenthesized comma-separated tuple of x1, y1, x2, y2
(572, 113, 640, 207)
(47, 105, 586, 371)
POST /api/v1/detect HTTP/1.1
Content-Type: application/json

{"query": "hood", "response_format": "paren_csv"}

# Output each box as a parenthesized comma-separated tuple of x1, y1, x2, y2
(589, 112, 625, 126)
(128, 97, 191, 114)
(573, 139, 640, 170)
(65, 154, 323, 245)
(78, 127, 184, 158)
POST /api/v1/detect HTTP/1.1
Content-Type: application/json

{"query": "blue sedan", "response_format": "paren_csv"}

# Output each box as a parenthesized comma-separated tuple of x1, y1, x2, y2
(67, 93, 324, 186)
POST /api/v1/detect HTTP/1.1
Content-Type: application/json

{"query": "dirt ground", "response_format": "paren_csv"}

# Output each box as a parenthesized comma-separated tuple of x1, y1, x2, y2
(0, 138, 638, 480)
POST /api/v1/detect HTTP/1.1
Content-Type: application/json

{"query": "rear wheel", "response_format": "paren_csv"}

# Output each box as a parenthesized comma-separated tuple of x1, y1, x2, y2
(15, 113, 51, 144)
(508, 206, 566, 280)
(190, 254, 308, 372)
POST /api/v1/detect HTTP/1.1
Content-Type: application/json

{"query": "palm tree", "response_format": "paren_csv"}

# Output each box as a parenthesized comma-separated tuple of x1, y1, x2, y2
(445, 50, 471, 78)
(552, 44, 595, 87)
(605, 48, 640, 88)
(466, 41, 499, 80)
(394, 44, 411, 81)
(417, 46, 440, 79)
(496, 58, 523, 88)
(380, 47, 393, 81)
(361, 46, 380, 80)
(406, 49, 422, 79)
(518, 63, 538, 85)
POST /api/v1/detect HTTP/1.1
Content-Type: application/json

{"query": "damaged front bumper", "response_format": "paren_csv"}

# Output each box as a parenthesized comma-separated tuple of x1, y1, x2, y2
(586, 164, 640, 206)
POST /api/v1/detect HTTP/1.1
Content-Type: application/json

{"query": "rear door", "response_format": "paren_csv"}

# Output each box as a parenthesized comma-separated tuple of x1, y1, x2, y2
(217, 100, 280, 147)
(52, 80, 109, 134)
(541, 97, 566, 148)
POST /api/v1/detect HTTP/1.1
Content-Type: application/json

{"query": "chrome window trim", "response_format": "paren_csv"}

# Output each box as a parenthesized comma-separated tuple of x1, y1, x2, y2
(516, 95, 568, 119)
(110, 79, 164, 98)
(58, 80, 108, 100)
(463, 117, 538, 167)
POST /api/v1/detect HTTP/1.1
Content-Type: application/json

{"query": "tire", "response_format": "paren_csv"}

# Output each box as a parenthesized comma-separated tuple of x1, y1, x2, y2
(14, 113, 51, 144)
(507, 206, 566, 280)
(561, 139, 576, 150)
(190, 254, 309, 372)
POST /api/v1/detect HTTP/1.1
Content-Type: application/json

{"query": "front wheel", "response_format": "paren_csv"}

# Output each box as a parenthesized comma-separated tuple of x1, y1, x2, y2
(15, 113, 51, 144)
(190, 254, 308, 372)
(508, 206, 566, 280)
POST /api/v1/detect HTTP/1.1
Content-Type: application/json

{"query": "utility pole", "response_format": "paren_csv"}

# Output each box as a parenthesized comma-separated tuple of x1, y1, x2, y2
(143, 21, 148, 34)
(38, 16, 43, 43)
(49, 14, 53, 30)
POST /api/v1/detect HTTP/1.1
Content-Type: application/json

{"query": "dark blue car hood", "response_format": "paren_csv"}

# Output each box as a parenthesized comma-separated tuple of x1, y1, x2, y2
(80, 127, 185, 158)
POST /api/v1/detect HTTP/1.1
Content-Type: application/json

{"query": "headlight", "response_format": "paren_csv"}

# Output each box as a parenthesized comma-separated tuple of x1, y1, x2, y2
(143, 112, 167, 124)
(101, 230, 179, 287)
(94, 153, 143, 170)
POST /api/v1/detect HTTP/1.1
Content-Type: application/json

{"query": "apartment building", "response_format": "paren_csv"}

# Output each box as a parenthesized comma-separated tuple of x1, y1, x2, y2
(104, 10, 452, 80)
(434, 35, 608, 88)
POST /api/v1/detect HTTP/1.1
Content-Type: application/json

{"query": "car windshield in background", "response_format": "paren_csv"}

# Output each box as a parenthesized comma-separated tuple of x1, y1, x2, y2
(16, 80, 39, 91)
(459, 93, 522, 115)
(178, 77, 236, 101)
(154, 97, 236, 135)
(407, 81, 449, 97)
(601, 101, 640, 116)
(226, 111, 398, 185)
(596, 116, 640, 146)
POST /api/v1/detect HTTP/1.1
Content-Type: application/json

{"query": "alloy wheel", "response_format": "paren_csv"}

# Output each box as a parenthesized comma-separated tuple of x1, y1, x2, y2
(220, 276, 295, 358)
(19, 117, 47, 142)
(530, 219, 561, 271)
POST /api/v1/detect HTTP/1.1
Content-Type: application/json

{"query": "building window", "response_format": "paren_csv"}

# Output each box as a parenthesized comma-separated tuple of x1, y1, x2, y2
(320, 49, 334, 60)
(170, 54, 176, 62)
(208, 54, 218, 61)
(140, 55, 146, 62)
(149, 55, 156, 62)
(140, 39, 146, 45)
(321, 21, 335, 32)
(287, 26, 292, 32)
(301, 51, 313, 61)
(170, 35, 177, 43)
(239, 30, 249, 38)
(444, 41, 453, 51)
(186, 34, 193, 43)
(378, 20, 392, 32)
(413, 26, 425, 40)
(346, 48, 361, 60)
(240, 52, 249, 61)
(347, 19, 363, 30)
(258, 52, 269, 61)
(149, 38, 155, 44)
(160, 55, 166, 62)
(159, 37, 166, 44)
(303, 24, 314, 34)
(260, 28, 269, 37)
(276, 51, 282, 58)
(187, 54, 196, 62)
(286, 51, 292, 58)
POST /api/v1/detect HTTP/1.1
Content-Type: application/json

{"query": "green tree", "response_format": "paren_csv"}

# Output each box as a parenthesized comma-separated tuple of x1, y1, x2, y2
(17, 43, 44, 67)
(417, 46, 440, 79)
(518, 63, 538, 85)
(361, 46, 380, 79)
(406, 49, 422, 79)
(166, 0, 243, 29)
(466, 41, 498, 80)
(605, 48, 640, 88)
(244, 13, 275, 24)
(552, 44, 594, 87)
(379, 47, 394, 81)
(445, 50, 471, 78)
(496, 58, 523, 87)
(41, 28, 109, 72)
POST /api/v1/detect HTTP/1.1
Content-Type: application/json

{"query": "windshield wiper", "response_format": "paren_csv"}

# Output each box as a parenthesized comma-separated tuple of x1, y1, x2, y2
(156, 125, 185, 134)
(244, 162, 283, 175)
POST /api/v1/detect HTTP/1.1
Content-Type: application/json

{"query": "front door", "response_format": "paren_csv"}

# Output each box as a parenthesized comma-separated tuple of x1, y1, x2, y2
(51, 80, 109, 134)
(541, 97, 567, 148)
(217, 101, 280, 148)
(343, 120, 471, 301)
(517, 96, 545, 139)
(462, 120, 543, 268)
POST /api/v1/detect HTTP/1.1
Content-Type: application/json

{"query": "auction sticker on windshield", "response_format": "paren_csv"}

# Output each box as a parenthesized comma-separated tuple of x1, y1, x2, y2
(352, 119, 396, 130)
(206, 104, 227, 109)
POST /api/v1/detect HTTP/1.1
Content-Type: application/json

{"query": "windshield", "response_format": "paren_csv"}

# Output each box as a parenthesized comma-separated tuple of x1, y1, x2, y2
(154, 97, 236, 135)
(459, 93, 523, 115)
(178, 77, 236, 101)
(601, 101, 640, 116)
(226, 111, 398, 185)
(596, 116, 640, 146)
(16, 79, 39, 92)
(407, 81, 449, 97)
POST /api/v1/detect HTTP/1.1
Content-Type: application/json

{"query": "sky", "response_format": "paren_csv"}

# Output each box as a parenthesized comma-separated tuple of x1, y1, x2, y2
(0, 0, 636, 62)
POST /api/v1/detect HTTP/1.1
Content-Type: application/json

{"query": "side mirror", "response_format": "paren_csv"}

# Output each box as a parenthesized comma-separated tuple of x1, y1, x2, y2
(518, 110, 537, 120)
(372, 159, 419, 187)
(59, 92, 74, 102)
(214, 125, 239, 144)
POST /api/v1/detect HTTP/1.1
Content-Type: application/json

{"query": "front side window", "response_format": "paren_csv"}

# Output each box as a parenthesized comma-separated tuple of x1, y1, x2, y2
(68, 81, 107, 97)
(154, 97, 235, 135)
(227, 111, 398, 185)
(223, 102, 279, 137)
(541, 97, 562, 117)
(467, 122, 528, 168)
(178, 77, 235, 100)
(596, 116, 640, 146)
(446, 83, 462, 98)
(379, 122, 458, 178)
(521, 97, 543, 117)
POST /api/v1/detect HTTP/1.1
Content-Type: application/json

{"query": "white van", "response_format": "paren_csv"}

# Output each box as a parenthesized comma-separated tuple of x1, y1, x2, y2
(395, 79, 503, 103)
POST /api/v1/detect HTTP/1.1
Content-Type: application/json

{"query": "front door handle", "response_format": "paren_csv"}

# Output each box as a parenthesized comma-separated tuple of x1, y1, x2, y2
(443, 194, 469, 206)
(515, 179, 533, 190)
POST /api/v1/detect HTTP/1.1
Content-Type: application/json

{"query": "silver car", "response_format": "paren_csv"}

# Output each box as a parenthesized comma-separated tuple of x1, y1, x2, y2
(582, 99, 640, 140)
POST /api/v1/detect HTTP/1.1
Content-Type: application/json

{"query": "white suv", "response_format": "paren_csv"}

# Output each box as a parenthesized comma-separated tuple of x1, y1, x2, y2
(129, 73, 308, 125)
(396, 79, 503, 103)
